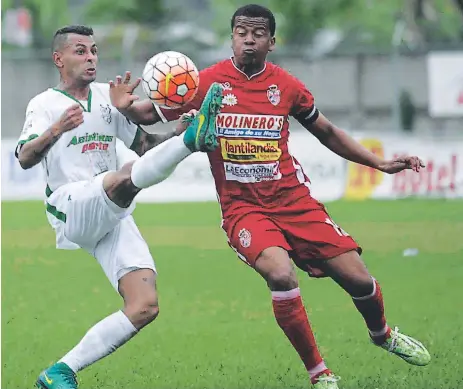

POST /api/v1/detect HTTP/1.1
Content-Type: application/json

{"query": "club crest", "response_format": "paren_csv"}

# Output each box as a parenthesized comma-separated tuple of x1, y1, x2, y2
(267, 84, 280, 106)
(238, 228, 251, 248)
(100, 104, 112, 124)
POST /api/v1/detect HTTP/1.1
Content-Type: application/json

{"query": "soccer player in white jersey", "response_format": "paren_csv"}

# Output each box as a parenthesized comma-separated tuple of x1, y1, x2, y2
(15, 25, 223, 389)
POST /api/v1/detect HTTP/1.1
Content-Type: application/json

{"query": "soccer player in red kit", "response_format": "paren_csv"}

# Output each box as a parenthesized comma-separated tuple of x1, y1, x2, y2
(109, 4, 431, 388)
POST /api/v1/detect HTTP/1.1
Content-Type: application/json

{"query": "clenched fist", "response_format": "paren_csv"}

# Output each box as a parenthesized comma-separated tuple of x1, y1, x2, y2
(54, 104, 84, 134)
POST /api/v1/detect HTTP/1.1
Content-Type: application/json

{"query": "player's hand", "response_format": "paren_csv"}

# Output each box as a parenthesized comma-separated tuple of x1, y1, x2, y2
(109, 71, 141, 110)
(54, 104, 84, 133)
(174, 109, 198, 135)
(378, 156, 425, 174)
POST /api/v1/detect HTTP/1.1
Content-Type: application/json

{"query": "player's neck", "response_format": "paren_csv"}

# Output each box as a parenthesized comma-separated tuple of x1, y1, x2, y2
(56, 80, 91, 101)
(232, 57, 265, 78)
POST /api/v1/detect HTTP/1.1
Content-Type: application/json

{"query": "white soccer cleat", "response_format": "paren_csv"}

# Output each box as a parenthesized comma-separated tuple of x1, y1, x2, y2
(376, 326, 431, 366)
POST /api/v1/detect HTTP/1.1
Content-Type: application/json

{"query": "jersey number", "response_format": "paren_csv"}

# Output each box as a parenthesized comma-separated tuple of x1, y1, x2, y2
(325, 217, 350, 237)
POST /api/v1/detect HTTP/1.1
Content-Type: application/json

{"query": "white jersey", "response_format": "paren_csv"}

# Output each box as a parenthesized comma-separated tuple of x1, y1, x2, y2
(17, 82, 139, 195)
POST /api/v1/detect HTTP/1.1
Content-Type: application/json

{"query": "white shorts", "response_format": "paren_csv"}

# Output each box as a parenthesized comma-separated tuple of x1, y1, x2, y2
(46, 172, 156, 290)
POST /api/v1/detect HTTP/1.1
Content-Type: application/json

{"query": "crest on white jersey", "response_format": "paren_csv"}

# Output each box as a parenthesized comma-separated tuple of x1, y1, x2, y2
(100, 104, 112, 124)
(238, 228, 251, 248)
(267, 84, 281, 106)
(223, 93, 238, 106)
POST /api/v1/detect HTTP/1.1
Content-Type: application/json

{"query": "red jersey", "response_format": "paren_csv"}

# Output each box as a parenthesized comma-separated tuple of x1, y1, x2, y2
(156, 59, 321, 218)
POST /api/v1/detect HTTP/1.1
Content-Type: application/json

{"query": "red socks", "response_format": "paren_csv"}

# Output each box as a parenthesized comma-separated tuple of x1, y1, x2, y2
(352, 279, 391, 344)
(272, 288, 330, 383)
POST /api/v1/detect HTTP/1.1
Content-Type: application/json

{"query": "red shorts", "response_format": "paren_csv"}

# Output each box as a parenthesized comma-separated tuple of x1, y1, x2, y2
(223, 204, 361, 278)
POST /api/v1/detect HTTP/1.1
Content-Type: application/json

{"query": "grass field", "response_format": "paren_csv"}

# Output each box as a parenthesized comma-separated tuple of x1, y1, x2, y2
(2, 199, 463, 389)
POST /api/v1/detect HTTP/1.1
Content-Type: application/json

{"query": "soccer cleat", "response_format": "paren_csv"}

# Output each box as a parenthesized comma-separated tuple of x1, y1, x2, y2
(183, 82, 223, 152)
(376, 326, 431, 366)
(36, 362, 78, 389)
(312, 373, 341, 389)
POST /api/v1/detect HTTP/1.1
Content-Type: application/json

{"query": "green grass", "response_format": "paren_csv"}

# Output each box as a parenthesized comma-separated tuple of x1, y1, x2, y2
(2, 200, 463, 389)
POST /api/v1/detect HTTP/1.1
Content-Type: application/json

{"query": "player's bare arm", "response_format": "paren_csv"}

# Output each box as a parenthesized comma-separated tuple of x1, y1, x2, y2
(129, 111, 196, 157)
(110, 71, 161, 125)
(305, 113, 425, 174)
(129, 127, 175, 157)
(18, 103, 83, 169)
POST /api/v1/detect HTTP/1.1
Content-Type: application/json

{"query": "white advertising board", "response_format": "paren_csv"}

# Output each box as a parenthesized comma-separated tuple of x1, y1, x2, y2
(427, 51, 463, 117)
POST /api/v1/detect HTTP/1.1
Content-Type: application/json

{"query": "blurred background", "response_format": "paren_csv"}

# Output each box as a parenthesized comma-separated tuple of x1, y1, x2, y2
(2, 0, 463, 137)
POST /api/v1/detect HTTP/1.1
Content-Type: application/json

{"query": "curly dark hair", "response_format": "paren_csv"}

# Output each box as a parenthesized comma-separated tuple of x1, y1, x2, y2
(231, 4, 276, 36)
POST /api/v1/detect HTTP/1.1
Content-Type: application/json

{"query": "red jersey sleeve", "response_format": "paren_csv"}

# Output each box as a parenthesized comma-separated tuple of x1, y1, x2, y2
(289, 76, 320, 126)
(153, 67, 214, 123)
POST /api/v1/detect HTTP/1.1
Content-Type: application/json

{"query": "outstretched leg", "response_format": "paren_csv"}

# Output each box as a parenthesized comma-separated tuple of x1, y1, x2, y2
(321, 250, 431, 366)
(105, 82, 224, 209)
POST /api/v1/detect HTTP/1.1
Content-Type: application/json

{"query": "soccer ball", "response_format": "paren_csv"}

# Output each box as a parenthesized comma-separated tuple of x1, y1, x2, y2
(141, 51, 200, 109)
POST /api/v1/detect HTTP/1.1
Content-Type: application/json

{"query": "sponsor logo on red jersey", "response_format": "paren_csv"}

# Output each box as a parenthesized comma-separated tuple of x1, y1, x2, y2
(221, 139, 281, 162)
(224, 161, 281, 183)
(216, 113, 284, 139)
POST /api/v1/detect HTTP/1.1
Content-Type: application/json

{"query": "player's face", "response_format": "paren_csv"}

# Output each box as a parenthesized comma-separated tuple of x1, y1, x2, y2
(232, 16, 275, 68)
(54, 34, 98, 85)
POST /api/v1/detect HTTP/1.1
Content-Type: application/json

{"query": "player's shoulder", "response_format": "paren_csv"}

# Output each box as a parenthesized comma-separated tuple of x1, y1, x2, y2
(26, 88, 56, 108)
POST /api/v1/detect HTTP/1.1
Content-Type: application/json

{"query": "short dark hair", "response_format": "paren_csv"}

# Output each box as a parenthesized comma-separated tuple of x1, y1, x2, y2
(52, 25, 94, 51)
(231, 4, 276, 37)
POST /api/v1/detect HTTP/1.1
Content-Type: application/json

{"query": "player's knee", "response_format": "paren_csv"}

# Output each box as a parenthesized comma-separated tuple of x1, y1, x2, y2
(266, 267, 298, 291)
(140, 301, 160, 324)
(255, 247, 298, 291)
(125, 298, 160, 329)
(346, 266, 375, 298)
(108, 168, 134, 190)
(103, 166, 140, 208)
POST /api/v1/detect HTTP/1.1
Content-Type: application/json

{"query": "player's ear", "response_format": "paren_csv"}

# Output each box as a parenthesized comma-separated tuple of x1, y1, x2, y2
(268, 36, 276, 52)
(53, 51, 64, 68)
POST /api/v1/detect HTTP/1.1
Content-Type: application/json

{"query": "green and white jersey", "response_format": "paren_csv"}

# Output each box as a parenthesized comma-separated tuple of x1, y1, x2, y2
(16, 82, 139, 195)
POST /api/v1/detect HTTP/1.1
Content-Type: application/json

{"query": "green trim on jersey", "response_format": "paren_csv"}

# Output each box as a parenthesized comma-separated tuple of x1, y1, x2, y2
(15, 134, 39, 158)
(45, 184, 53, 197)
(46, 202, 66, 223)
(129, 126, 143, 151)
(52, 88, 92, 112)
(17, 133, 39, 146)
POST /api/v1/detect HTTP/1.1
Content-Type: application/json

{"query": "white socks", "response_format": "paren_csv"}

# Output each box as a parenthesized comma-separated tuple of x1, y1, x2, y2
(131, 135, 192, 189)
(59, 310, 137, 373)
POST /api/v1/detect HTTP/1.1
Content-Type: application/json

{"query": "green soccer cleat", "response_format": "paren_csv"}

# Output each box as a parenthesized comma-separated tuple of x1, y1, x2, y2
(313, 373, 341, 389)
(36, 362, 77, 389)
(376, 326, 431, 366)
(183, 82, 223, 152)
